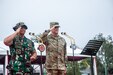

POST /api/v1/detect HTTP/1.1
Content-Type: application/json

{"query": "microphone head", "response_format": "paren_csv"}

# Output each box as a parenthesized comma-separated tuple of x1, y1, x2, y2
(29, 32, 31, 35)
(64, 32, 66, 35)
(61, 32, 66, 35)
(29, 32, 35, 35)
(61, 32, 63, 35)
(32, 33, 35, 35)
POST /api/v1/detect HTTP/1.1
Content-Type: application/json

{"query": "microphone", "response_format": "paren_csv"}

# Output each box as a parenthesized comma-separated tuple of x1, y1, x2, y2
(29, 32, 35, 36)
(61, 32, 66, 35)
(61, 32, 76, 50)
(29, 32, 43, 43)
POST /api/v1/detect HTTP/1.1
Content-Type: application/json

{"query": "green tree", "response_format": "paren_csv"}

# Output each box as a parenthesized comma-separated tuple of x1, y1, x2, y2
(94, 33, 113, 74)
(66, 61, 81, 75)
(79, 58, 90, 70)
(66, 61, 73, 75)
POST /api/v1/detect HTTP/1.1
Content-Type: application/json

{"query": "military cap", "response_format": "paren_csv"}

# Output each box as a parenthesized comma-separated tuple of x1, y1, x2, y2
(50, 22, 60, 28)
(13, 22, 28, 31)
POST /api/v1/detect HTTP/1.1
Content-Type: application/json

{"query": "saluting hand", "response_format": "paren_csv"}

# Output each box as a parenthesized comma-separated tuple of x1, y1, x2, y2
(50, 25, 56, 31)
(15, 27, 21, 34)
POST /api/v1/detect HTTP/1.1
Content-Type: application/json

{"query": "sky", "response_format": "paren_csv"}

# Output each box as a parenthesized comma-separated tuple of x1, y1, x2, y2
(0, 0, 113, 49)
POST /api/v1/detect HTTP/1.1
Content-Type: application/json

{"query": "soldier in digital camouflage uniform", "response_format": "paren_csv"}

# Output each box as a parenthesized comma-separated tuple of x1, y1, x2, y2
(4, 22, 37, 75)
(40, 22, 67, 75)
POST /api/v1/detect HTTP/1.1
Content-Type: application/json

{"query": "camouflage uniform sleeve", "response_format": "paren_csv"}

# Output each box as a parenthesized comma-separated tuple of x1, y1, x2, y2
(64, 41, 68, 65)
(40, 30, 50, 44)
(30, 41, 35, 52)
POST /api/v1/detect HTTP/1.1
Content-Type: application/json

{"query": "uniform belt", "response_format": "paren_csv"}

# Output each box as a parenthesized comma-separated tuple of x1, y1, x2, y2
(16, 72, 23, 75)
(16, 72, 31, 75)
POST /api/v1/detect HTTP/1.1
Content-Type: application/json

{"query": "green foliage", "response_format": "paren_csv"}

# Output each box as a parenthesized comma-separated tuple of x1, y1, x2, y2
(79, 58, 90, 70)
(94, 33, 113, 74)
(66, 61, 73, 75)
(66, 61, 81, 75)
(96, 57, 105, 75)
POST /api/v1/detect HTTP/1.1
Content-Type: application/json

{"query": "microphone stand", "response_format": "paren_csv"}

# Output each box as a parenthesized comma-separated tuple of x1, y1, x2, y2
(61, 32, 76, 75)
(29, 32, 44, 75)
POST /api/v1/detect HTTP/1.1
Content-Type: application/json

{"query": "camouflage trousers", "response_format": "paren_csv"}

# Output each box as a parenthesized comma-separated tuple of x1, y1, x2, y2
(46, 69, 66, 75)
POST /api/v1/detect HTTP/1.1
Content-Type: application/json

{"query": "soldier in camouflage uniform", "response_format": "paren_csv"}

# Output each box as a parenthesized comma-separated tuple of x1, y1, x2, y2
(40, 22, 67, 75)
(4, 22, 37, 75)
